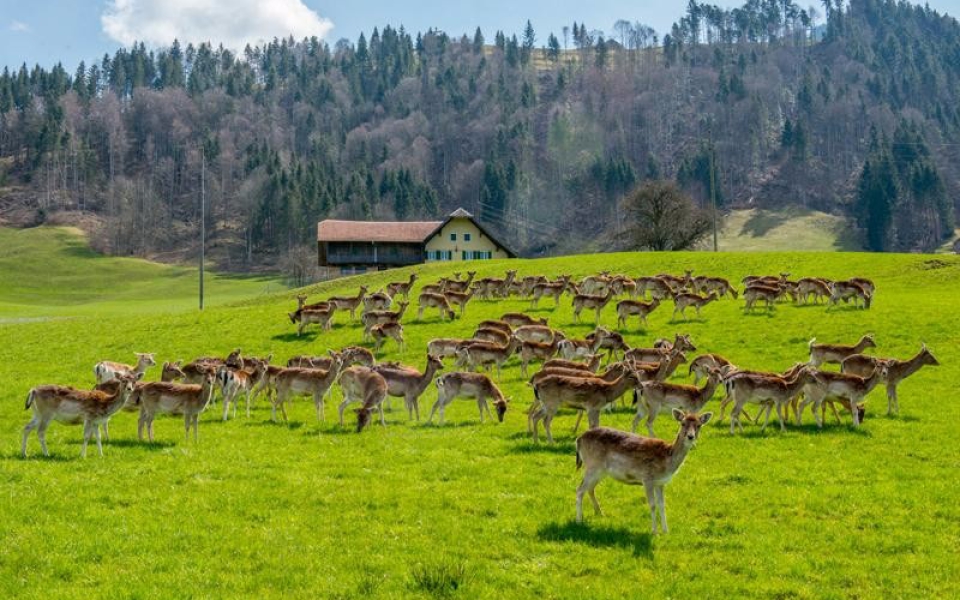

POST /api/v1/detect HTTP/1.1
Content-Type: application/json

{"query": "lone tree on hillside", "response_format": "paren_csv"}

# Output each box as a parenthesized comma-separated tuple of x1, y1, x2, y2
(621, 181, 713, 251)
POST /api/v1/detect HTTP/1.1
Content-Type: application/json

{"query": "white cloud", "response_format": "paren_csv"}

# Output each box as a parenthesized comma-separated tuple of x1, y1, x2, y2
(9, 20, 31, 33)
(101, 0, 334, 49)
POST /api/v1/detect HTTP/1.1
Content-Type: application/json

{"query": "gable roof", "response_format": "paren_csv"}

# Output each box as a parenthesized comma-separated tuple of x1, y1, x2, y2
(424, 209, 517, 258)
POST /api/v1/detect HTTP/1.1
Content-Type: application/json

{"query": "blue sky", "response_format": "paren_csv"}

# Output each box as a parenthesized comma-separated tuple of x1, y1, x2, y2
(2, 0, 958, 71)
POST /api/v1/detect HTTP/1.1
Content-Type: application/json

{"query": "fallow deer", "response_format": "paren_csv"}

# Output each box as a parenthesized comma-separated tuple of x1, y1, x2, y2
(372, 355, 444, 421)
(386, 273, 418, 300)
(695, 277, 739, 299)
(635, 277, 674, 300)
(542, 355, 603, 373)
(443, 271, 476, 293)
(337, 366, 389, 432)
(513, 324, 559, 344)
(287, 346, 375, 370)
(362, 290, 393, 312)
(796, 278, 832, 305)
(847, 277, 875, 296)
(798, 364, 888, 427)
(557, 338, 597, 361)
(633, 370, 722, 435)
(501, 312, 548, 328)
(585, 328, 630, 362)
(133, 371, 217, 443)
(809, 335, 876, 366)
(297, 306, 335, 336)
(289, 295, 332, 324)
(616, 298, 661, 329)
(443, 288, 475, 317)
(327, 286, 368, 320)
(841, 345, 938, 415)
(572, 289, 614, 325)
(830, 280, 872, 309)
(371, 322, 405, 353)
(743, 285, 781, 312)
(518, 337, 564, 377)
(273, 356, 344, 423)
(672, 291, 719, 319)
(362, 302, 409, 340)
(725, 366, 822, 433)
(476, 319, 513, 335)
(575, 410, 713, 533)
(530, 277, 571, 308)
(429, 372, 509, 425)
(427, 338, 470, 361)
(529, 369, 642, 443)
(22, 375, 138, 458)
(473, 327, 511, 346)
(418, 292, 456, 320)
(94, 352, 156, 385)
(218, 360, 269, 420)
(455, 336, 520, 379)
(688, 353, 733, 384)
(161, 361, 186, 382)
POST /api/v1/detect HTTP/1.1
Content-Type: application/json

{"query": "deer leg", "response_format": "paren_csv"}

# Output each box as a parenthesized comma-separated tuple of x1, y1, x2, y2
(576, 468, 604, 522)
(378, 404, 387, 427)
(22, 417, 39, 457)
(656, 485, 668, 533)
(37, 420, 51, 457)
(643, 481, 659, 534)
(193, 415, 200, 443)
(338, 399, 351, 427)
(184, 415, 191, 441)
(102, 421, 110, 441)
(776, 402, 787, 432)
(887, 383, 897, 416)
(545, 411, 559, 443)
(586, 409, 601, 430)
(81, 421, 93, 458)
(222, 391, 231, 421)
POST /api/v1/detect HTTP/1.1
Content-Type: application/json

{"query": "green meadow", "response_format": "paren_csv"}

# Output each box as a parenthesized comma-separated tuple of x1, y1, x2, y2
(1, 228, 958, 599)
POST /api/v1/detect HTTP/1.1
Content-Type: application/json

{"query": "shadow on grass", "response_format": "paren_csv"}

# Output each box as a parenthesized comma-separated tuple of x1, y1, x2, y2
(537, 520, 653, 558)
(667, 317, 708, 325)
(740, 209, 792, 237)
(509, 440, 576, 454)
(105, 438, 176, 449)
(243, 419, 304, 430)
(271, 331, 316, 343)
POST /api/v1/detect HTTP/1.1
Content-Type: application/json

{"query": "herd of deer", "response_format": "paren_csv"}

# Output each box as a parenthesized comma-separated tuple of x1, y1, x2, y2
(21, 267, 933, 534)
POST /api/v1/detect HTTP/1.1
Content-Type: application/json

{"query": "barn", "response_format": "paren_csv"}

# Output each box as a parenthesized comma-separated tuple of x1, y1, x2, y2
(317, 208, 516, 275)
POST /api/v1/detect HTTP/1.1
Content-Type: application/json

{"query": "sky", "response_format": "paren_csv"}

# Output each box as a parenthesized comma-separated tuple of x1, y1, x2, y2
(2, 0, 959, 71)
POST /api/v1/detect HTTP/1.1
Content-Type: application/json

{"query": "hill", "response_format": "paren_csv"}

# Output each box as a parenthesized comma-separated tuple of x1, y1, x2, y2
(1, 0, 958, 267)
(1, 250, 958, 598)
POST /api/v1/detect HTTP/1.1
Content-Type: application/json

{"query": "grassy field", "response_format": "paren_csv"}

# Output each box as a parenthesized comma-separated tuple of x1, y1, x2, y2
(1, 242, 958, 598)
(715, 208, 858, 252)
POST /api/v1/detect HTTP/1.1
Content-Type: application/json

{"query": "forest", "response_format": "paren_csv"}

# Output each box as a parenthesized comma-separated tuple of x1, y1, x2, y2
(0, 0, 957, 267)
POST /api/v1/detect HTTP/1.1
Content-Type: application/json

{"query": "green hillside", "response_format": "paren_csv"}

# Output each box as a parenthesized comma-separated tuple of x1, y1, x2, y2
(1, 247, 958, 598)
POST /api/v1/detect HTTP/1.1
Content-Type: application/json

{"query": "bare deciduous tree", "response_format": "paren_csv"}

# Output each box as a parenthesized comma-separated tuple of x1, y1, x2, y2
(620, 181, 713, 251)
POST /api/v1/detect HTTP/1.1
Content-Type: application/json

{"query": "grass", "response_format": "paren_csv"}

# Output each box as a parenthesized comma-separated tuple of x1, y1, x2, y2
(716, 208, 859, 252)
(1, 233, 959, 598)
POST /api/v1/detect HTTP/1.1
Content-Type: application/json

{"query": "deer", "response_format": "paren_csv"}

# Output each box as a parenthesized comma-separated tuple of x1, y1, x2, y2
(371, 322, 405, 353)
(558, 338, 597, 361)
(93, 352, 156, 385)
(529, 361, 629, 387)
(530, 276, 571, 308)
(22, 375, 139, 458)
(742, 284, 781, 312)
(289, 295, 332, 324)
(575, 410, 713, 533)
(443, 270, 476, 294)
(386, 273, 418, 300)
(272, 356, 344, 423)
(724, 366, 823, 433)
(327, 286, 368, 320)
(337, 366, 389, 432)
(796, 278, 832, 305)
(695, 277, 739, 299)
(518, 337, 564, 377)
(528, 363, 641, 431)
(633, 370, 723, 435)
(362, 290, 393, 312)
(542, 355, 603, 373)
(297, 305, 335, 336)
(218, 360, 269, 420)
(616, 298, 660, 329)
(287, 347, 375, 370)
(798, 364, 888, 428)
(443, 288, 476, 317)
(571, 289, 614, 325)
(529, 369, 642, 443)
(474, 327, 512, 346)
(427, 337, 471, 361)
(429, 372, 509, 425)
(133, 371, 218, 443)
(809, 334, 876, 366)
(372, 355, 444, 421)
(418, 292, 456, 321)
(635, 277, 674, 300)
(841, 345, 939, 415)
(688, 353, 734, 384)
(579, 274, 612, 296)
(455, 336, 520, 379)
(742, 273, 790, 287)
(585, 328, 630, 362)
(672, 291, 719, 319)
(513, 324, 559, 344)
(476, 319, 513, 335)
(624, 346, 689, 380)
(847, 277, 875, 296)
(501, 313, 548, 328)
(830, 280, 872, 309)
(160, 361, 186, 382)
(362, 301, 409, 340)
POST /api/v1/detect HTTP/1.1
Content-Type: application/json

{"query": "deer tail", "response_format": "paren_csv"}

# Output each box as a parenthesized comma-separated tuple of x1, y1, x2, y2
(808, 337, 816, 350)
(25, 389, 35, 410)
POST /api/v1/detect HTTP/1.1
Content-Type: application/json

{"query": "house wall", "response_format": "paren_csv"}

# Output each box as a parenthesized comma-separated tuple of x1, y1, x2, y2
(423, 217, 510, 262)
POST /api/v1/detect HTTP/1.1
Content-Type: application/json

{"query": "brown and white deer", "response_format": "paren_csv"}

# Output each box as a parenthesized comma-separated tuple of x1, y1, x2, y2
(337, 366, 389, 432)
(473, 327, 512, 345)
(94, 352, 156, 385)
(796, 278, 832, 305)
(575, 410, 713, 533)
(518, 337, 564, 377)
(218, 360, 269, 420)
(371, 322, 405, 353)
(529, 369, 642, 443)
(373, 355, 444, 421)
(455, 336, 520, 380)
(572, 289, 614, 324)
(829, 281, 872, 309)
(809, 335, 876, 366)
(426, 338, 471, 361)
(297, 306, 336, 336)
(501, 313, 548, 328)
(798, 364, 888, 428)
(386, 273, 418, 300)
(362, 301, 409, 340)
(633, 370, 722, 435)
(272, 356, 344, 423)
(672, 291, 719, 319)
(725, 366, 823, 433)
(530, 276, 572, 308)
(22, 375, 139, 458)
(327, 286, 368, 320)
(841, 344, 939, 415)
(362, 290, 394, 312)
(616, 298, 661, 329)
(133, 371, 217, 443)
(586, 328, 630, 362)
(417, 292, 456, 321)
(429, 372, 509, 425)
(743, 285, 780, 312)
(160, 361, 186, 382)
(443, 271, 476, 294)
(512, 324, 559, 344)
(443, 288, 476, 317)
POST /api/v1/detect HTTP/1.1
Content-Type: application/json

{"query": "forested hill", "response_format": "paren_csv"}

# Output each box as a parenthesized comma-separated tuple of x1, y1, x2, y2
(0, 0, 958, 267)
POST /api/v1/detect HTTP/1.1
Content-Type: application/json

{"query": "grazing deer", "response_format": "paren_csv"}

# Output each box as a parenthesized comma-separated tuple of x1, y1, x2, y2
(529, 369, 642, 443)
(418, 292, 456, 320)
(474, 327, 512, 346)
(616, 298, 660, 329)
(161, 361, 186, 382)
(847, 277, 875, 296)
(273, 357, 344, 423)
(501, 313, 548, 328)
(133, 371, 218, 443)
(427, 338, 470, 361)
(575, 410, 713, 533)
(831, 280, 872, 309)
(444, 288, 476, 317)
(841, 345, 939, 415)
(798, 364, 888, 428)
(513, 324, 559, 344)
(94, 352, 156, 385)
(455, 336, 520, 379)
(328, 286, 368, 320)
(386, 273, 418, 300)
(373, 355, 444, 421)
(743, 285, 780, 312)
(796, 278, 832, 305)
(429, 372, 509, 425)
(586, 328, 630, 362)
(633, 370, 722, 435)
(809, 335, 876, 366)
(696, 277, 739, 299)
(672, 291, 718, 319)
(297, 306, 335, 336)
(362, 290, 393, 312)
(725, 366, 822, 433)
(518, 337, 564, 377)
(371, 322, 405, 353)
(337, 366, 389, 432)
(443, 271, 476, 294)
(362, 302, 409, 340)
(22, 376, 138, 458)
(572, 290, 614, 325)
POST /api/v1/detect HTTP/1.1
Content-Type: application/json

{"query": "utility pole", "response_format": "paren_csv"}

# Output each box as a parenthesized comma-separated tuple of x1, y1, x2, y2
(710, 143, 718, 252)
(199, 144, 205, 310)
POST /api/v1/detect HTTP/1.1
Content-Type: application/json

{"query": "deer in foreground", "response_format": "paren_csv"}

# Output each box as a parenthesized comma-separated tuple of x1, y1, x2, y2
(529, 369, 641, 443)
(418, 292, 456, 321)
(338, 366, 389, 432)
(572, 289, 614, 325)
(575, 410, 713, 533)
(218, 360, 269, 420)
(809, 335, 876, 366)
(386, 273, 418, 300)
(798, 364, 888, 428)
(841, 345, 939, 415)
(429, 372, 509, 425)
(633, 370, 722, 435)
(371, 322, 405, 353)
(133, 371, 217, 442)
(328, 286, 368, 320)
(272, 357, 343, 423)
(616, 298, 660, 329)
(94, 352, 156, 385)
(373, 355, 444, 421)
(22, 375, 139, 458)
(362, 302, 409, 340)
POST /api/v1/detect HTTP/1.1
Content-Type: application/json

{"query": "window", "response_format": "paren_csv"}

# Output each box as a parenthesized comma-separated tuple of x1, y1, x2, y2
(464, 233, 472, 242)
(462, 251, 468, 261)
(450, 233, 457, 241)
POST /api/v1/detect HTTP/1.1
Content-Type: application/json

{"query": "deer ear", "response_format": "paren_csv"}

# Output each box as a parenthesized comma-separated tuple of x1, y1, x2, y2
(672, 408, 685, 422)
(699, 412, 714, 425)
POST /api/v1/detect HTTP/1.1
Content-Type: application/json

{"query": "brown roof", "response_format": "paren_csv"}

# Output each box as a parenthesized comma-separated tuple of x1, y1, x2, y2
(317, 219, 442, 243)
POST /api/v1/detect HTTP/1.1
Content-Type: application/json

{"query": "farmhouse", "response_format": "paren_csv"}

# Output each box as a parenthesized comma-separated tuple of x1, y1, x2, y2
(317, 208, 516, 274)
